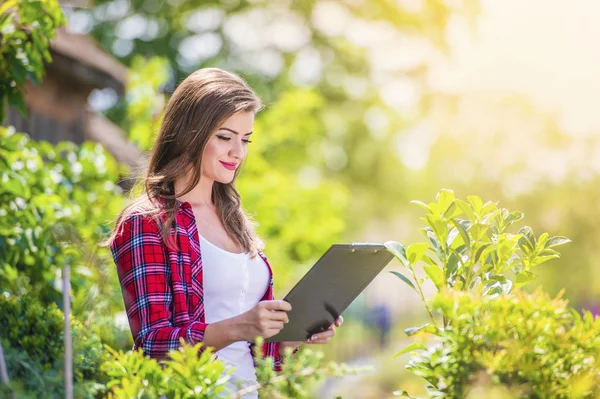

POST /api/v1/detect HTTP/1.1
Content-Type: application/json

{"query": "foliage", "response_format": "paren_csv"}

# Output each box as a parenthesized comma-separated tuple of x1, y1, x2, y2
(252, 338, 368, 399)
(385, 190, 600, 398)
(123, 55, 170, 151)
(0, 294, 106, 398)
(102, 342, 230, 399)
(385, 188, 570, 329)
(0, 0, 65, 122)
(397, 289, 600, 399)
(82, 0, 480, 232)
(0, 125, 123, 306)
(102, 338, 366, 399)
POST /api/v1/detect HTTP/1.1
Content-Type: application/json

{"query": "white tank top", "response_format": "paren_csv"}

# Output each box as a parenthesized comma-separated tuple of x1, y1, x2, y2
(200, 234, 270, 398)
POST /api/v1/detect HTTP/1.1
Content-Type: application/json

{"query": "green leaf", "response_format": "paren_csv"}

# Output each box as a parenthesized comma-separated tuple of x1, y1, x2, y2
(406, 243, 429, 264)
(443, 202, 462, 219)
(423, 263, 444, 290)
(518, 226, 536, 251)
(504, 211, 524, 227)
(426, 214, 448, 244)
(451, 219, 470, 248)
(531, 254, 560, 267)
(546, 236, 571, 248)
(515, 271, 536, 287)
(467, 195, 483, 215)
(446, 252, 459, 278)
(393, 390, 419, 398)
(469, 223, 490, 242)
(426, 230, 444, 260)
(404, 323, 437, 336)
(390, 271, 416, 292)
(385, 241, 409, 268)
(537, 232, 549, 250)
(392, 343, 427, 358)
(455, 199, 477, 222)
(436, 189, 454, 215)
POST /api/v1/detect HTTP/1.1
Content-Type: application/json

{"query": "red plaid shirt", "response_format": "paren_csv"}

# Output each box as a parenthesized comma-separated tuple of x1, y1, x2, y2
(110, 200, 286, 371)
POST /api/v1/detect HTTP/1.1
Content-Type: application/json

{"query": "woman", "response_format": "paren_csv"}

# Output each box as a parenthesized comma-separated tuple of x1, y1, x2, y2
(104, 68, 342, 397)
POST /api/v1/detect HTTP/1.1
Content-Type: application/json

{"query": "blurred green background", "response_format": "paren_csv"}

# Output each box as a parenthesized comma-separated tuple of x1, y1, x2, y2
(2, 0, 599, 397)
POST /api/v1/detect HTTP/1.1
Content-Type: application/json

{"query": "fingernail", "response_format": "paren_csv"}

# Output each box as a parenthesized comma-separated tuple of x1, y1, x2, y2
(311, 335, 317, 340)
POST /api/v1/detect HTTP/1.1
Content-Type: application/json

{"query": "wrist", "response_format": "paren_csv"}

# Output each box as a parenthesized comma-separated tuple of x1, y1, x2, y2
(228, 314, 246, 342)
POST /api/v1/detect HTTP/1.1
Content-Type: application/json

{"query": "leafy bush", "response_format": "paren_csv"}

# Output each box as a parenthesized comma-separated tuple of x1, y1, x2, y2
(0, 125, 123, 305)
(386, 189, 569, 332)
(0, 0, 65, 121)
(401, 289, 600, 398)
(102, 338, 365, 399)
(384, 190, 600, 399)
(0, 294, 105, 398)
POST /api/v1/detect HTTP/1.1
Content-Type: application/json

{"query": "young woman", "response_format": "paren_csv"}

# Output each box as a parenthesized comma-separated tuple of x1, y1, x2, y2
(104, 68, 343, 397)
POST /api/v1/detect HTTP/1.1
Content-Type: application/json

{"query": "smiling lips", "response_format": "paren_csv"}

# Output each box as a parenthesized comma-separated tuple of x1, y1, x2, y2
(219, 161, 237, 170)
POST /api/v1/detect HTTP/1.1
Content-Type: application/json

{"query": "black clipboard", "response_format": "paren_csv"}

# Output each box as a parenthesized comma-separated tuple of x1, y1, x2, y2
(265, 243, 393, 342)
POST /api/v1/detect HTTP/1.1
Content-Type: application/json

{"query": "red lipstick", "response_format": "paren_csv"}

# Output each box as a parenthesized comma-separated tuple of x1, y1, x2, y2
(220, 161, 237, 170)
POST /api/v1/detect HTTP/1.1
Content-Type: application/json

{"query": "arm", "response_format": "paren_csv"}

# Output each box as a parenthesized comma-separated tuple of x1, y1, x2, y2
(111, 214, 208, 359)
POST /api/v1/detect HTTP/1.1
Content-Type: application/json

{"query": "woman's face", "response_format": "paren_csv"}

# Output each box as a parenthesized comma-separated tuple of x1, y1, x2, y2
(201, 111, 255, 184)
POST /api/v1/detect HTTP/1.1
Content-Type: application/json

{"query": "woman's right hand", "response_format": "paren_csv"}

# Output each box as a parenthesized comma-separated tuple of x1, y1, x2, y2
(235, 300, 292, 341)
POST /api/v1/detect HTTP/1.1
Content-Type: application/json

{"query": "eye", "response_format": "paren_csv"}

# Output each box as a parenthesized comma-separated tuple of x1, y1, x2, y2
(242, 139, 252, 144)
(217, 135, 231, 141)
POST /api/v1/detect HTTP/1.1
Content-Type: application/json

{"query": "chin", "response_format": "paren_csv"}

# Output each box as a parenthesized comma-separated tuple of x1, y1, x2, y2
(214, 174, 236, 185)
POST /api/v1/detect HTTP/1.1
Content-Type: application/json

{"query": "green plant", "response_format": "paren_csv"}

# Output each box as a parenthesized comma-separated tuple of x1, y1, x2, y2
(102, 342, 231, 399)
(101, 338, 366, 399)
(0, 294, 106, 398)
(384, 189, 596, 399)
(0, 126, 123, 306)
(398, 289, 600, 398)
(385, 189, 570, 331)
(0, 0, 65, 122)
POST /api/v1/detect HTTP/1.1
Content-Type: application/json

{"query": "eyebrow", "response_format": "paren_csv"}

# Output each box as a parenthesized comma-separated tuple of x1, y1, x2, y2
(218, 127, 253, 136)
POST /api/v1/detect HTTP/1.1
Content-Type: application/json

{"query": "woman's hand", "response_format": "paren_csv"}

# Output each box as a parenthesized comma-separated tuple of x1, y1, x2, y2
(279, 316, 344, 354)
(306, 315, 344, 344)
(235, 300, 292, 341)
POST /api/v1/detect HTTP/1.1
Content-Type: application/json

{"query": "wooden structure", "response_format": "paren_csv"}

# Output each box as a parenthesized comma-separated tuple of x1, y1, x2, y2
(3, 28, 142, 189)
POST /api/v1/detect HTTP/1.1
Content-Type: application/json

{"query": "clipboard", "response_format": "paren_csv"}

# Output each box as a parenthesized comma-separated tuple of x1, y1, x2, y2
(265, 243, 394, 342)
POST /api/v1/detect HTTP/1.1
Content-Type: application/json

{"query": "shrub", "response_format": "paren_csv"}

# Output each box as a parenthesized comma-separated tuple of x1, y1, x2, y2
(384, 190, 599, 399)
(402, 289, 600, 398)
(0, 294, 105, 398)
(0, 126, 123, 306)
(101, 338, 366, 399)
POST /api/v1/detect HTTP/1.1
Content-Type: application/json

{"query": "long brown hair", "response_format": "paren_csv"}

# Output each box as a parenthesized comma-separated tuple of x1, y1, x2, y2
(102, 68, 265, 256)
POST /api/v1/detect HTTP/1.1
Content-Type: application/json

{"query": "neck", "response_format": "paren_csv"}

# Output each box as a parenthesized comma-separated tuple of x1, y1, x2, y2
(174, 171, 214, 208)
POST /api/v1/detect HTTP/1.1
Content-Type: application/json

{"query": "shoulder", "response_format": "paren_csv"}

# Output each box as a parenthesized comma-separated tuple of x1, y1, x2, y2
(111, 208, 165, 252)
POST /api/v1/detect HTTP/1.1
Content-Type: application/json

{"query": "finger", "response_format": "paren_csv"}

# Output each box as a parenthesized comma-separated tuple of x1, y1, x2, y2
(267, 311, 289, 324)
(335, 316, 344, 327)
(307, 336, 332, 345)
(309, 329, 335, 342)
(266, 321, 285, 331)
(262, 300, 292, 312)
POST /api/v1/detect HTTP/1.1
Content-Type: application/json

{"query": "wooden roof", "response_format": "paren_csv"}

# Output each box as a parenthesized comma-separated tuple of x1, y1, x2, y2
(50, 28, 127, 94)
(86, 111, 144, 190)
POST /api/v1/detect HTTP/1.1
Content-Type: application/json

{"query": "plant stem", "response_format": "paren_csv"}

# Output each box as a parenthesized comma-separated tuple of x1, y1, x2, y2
(409, 265, 438, 328)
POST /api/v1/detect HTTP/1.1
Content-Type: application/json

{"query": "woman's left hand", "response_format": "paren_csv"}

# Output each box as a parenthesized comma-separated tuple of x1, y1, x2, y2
(306, 315, 344, 344)
(279, 316, 344, 354)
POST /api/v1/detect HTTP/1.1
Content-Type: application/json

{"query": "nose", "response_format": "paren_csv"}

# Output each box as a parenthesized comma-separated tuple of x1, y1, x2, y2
(229, 138, 245, 160)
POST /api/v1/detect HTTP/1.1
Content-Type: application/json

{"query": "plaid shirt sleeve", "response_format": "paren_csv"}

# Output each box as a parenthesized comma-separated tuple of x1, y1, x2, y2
(110, 213, 208, 360)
